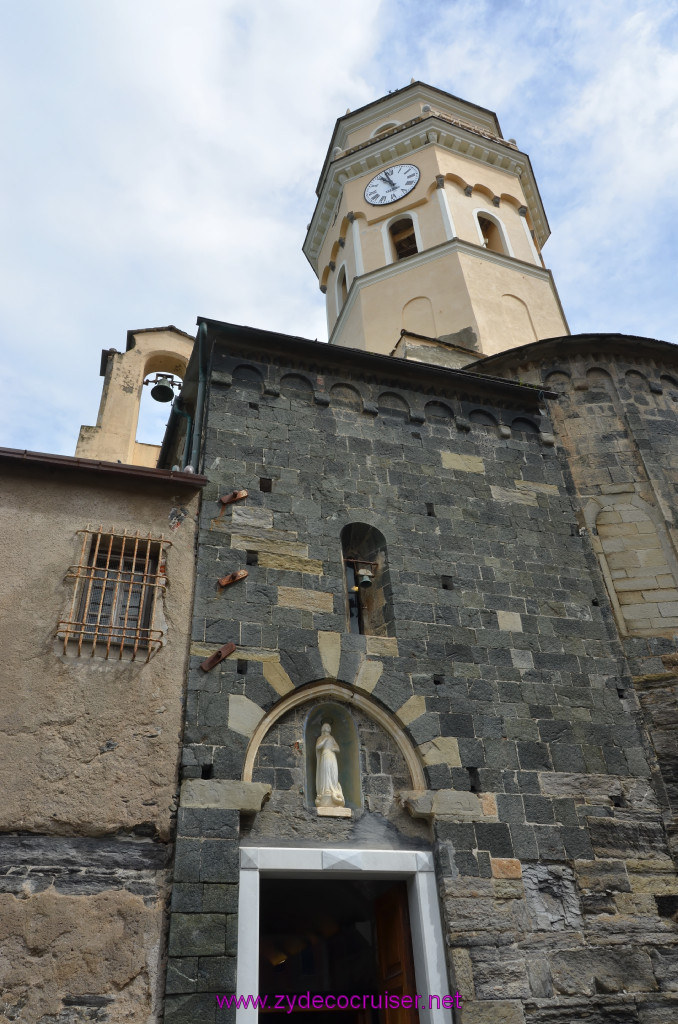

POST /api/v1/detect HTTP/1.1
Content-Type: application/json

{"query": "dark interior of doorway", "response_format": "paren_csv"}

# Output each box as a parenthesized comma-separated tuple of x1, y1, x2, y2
(259, 877, 418, 1024)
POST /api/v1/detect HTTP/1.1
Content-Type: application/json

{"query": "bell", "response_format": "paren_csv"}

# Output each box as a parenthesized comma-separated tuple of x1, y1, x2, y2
(150, 374, 176, 403)
(357, 567, 374, 588)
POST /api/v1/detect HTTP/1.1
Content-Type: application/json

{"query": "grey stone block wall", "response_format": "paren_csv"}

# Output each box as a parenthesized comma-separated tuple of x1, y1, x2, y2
(165, 329, 678, 1024)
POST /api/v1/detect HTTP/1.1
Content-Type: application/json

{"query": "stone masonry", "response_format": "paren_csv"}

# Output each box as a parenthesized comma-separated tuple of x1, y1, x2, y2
(163, 322, 678, 1024)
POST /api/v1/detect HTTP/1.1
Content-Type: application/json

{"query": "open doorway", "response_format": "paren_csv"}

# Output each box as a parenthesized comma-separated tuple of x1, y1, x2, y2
(259, 878, 417, 1024)
(237, 847, 453, 1024)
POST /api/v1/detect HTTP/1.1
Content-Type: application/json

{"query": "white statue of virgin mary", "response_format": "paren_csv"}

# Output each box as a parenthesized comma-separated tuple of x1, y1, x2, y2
(315, 722, 345, 807)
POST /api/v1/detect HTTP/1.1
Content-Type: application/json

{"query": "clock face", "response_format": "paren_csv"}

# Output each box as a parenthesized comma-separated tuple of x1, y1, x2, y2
(364, 163, 420, 206)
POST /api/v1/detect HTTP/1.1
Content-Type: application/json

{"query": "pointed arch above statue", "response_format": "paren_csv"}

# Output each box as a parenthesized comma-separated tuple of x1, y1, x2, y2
(242, 681, 426, 792)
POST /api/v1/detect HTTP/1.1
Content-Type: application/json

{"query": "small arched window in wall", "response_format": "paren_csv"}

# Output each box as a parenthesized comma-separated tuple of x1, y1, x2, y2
(477, 213, 507, 254)
(389, 217, 418, 260)
(340, 523, 394, 637)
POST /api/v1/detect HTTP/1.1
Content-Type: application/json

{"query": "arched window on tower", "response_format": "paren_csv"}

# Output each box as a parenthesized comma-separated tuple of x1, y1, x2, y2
(340, 523, 394, 637)
(389, 217, 418, 261)
(477, 213, 507, 255)
(337, 265, 348, 310)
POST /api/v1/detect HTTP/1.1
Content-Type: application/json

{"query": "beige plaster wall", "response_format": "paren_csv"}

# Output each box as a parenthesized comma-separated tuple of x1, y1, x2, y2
(334, 249, 476, 355)
(0, 463, 200, 1021)
(0, 888, 165, 1022)
(459, 251, 567, 356)
(0, 467, 199, 839)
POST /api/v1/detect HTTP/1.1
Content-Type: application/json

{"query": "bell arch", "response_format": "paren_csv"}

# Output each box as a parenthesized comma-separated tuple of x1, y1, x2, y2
(242, 680, 426, 792)
(75, 325, 194, 468)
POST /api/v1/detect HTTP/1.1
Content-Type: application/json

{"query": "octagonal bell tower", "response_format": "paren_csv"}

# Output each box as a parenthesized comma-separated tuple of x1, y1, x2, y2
(303, 82, 569, 366)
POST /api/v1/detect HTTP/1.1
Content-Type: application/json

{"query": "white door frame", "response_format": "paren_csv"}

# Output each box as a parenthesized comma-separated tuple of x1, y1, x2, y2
(236, 847, 455, 1024)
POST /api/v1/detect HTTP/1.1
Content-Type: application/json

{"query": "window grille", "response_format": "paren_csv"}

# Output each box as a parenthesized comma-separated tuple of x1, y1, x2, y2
(59, 528, 170, 661)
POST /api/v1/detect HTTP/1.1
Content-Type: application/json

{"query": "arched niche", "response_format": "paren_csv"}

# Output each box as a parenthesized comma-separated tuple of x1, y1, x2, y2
(585, 367, 615, 404)
(389, 216, 418, 260)
(381, 211, 423, 264)
(242, 681, 426, 794)
(424, 400, 454, 424)
(377, 391, 410, 421)
(304, 701, 362, 811)
(544, 370, 570, 392)
(280, 373, 314, 404)
(402, 296, 436, 338)
(330, 383, 362, 411)
(232, 364, 264, 392)
(512, 416, 540, 436)
(469, 408, 498, 431)
(502, 293, 537, 346)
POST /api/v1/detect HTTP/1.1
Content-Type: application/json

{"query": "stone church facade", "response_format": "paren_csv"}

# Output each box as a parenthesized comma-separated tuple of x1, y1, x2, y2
(1, 82, 677, 1024)
(157, 318, 678, 1024)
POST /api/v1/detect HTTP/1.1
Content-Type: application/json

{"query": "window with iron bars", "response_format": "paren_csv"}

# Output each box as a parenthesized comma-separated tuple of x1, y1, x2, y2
(59, 529, 170, 661)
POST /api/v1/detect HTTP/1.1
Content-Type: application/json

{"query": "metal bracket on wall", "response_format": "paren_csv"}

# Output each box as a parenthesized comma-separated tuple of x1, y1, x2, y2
(200, 642, 236, 672)
(220, 489, 248, 506)
(217, 569, 248, 588)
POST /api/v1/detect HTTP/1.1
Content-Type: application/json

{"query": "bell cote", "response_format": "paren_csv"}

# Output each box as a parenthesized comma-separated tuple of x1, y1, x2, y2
(303, 82, 568, 366)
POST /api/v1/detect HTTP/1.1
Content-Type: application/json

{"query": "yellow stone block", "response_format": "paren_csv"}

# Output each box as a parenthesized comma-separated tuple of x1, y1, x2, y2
(515, 480, 559, 495)
(278, 587, 334, 613)
(354, 660, 383, 694)
(262, 661, 295, 696)
(596, 511, 623, 524)
(497, 610, 522, 632)
(366, 636, 399, 657)
(490, 486, 537, 507)
(228, 695, 265, 737)
(480, 793, 497, 817)
(318, 631, 341, 678)
(258, 552, 323, 574)
(491, 857, 522, 879)
(233, 648, 279, 662)
(418, 736, 461, 767)
(441, 452, 485, 474)
(231, 534, 308, 557)
(396, 695, 426, 727)
(630, 875, 678, 895)
(600, 523, 640, 537)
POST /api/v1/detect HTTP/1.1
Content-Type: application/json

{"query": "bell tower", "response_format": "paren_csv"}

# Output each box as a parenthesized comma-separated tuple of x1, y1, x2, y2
(303, 82, 569, 366)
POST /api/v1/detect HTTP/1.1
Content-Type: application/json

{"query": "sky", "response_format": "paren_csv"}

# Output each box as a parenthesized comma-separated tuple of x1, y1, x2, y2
(1, 0, 677, 454)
